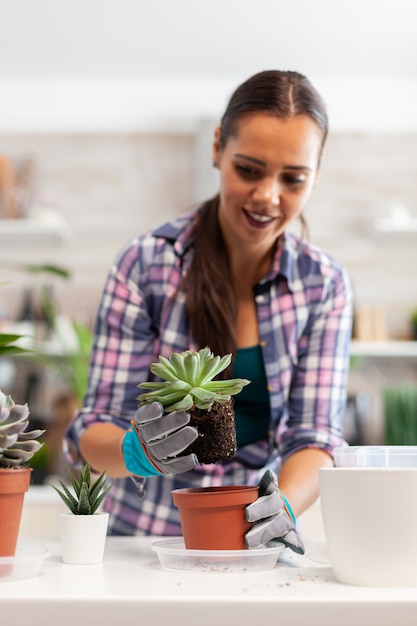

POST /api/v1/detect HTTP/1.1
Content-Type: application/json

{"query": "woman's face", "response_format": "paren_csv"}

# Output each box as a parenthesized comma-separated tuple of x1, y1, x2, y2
(213, 112, 323, 253)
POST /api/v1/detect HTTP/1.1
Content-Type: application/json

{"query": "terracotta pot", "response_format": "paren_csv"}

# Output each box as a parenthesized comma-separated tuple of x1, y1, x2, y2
(0, 467, 31, 557)
(172, 485, 259, 550)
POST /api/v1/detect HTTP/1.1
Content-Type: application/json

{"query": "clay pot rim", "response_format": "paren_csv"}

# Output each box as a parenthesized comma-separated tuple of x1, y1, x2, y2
(172, 485, 259, 511)
(172, 486, 258, 496)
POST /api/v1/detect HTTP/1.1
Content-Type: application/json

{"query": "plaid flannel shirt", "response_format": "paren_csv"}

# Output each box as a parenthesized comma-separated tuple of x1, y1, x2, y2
(64, 207, 352, 537)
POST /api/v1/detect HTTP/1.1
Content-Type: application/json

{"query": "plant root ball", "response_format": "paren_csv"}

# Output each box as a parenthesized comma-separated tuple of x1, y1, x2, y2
(184, 399, 237, 464)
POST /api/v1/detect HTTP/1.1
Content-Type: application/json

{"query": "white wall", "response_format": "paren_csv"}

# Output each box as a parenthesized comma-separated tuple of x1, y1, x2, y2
(0, 0, 416, 133)
(1, 77, 417, 134)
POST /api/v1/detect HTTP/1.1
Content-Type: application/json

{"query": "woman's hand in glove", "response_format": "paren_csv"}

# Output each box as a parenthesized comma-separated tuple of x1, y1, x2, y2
(121, 401, 198, 477)
(245, 469, 305, 554)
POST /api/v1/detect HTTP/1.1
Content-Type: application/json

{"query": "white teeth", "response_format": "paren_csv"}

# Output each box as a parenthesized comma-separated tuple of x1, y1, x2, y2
(246, 211, 273, 223)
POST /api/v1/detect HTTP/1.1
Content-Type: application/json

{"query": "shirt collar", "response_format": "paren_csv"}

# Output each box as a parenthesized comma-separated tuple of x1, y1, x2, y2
(152, 210, 198, 258)
(153, 210, 300, 292)
(261, 231, 299, 292)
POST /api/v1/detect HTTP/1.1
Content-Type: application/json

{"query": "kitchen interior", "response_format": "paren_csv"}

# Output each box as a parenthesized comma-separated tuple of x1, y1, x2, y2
(1, 0, 417, 536)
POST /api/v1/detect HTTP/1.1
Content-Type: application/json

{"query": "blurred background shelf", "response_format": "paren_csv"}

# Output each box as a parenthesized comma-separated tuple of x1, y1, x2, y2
(350, 340, 417, 358)
(0, 214, 73, 243)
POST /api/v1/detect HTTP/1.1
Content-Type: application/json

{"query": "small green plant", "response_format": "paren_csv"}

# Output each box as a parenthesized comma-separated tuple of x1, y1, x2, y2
(0, 390, 45, 469)
(384, 386, 417, 445)
(138, 347, 249, 412)
(51, 463, 112, 515)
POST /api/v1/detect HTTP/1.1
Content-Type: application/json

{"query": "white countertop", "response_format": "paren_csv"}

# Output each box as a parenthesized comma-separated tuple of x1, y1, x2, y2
(2, 536, 417, 626)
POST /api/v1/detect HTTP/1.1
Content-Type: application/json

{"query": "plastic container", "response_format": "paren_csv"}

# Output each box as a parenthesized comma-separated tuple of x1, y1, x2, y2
(333, 445, 417, 468)
(322, 446, 417, 586)
(320, 466, 417, 586)
(152, 538, 283, 573)
(0, 545, 49, 582)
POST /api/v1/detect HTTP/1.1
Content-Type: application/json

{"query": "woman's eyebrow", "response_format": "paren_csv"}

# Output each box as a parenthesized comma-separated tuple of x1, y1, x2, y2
(284, 165, 314, 172)
(234, 153, 265, 166)
(234, 153, 313, 172)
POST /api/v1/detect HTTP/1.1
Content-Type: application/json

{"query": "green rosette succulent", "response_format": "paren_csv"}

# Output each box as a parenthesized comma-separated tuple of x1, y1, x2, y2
(138, 347, 249, 412)
(0, 390, 45, 469)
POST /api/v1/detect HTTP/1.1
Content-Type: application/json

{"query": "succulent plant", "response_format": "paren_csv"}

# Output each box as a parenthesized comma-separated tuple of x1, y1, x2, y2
(138, 347, 249, 412)
(51, 463, 112, 515)
(138, 348, 250, 464)
(0, 390, 45, 469)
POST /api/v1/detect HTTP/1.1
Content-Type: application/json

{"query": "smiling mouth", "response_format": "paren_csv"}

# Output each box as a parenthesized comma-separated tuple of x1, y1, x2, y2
(244, 209, 276, 224)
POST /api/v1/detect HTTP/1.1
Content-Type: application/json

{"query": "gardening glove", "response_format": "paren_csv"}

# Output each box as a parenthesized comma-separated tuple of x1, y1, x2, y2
(122, 401, 198, 477)
(245, 469, 305, 554)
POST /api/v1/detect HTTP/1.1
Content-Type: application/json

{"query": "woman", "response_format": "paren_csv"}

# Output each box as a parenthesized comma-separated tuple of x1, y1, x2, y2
(64, 70, 352, 552)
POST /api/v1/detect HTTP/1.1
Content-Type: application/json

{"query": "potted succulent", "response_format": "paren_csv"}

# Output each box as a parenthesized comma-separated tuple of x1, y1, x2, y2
(138, 347, 256, 550)
(0, 390, 45, 556)
(51, 463, 112, 564)
(138, 347, 250, 463)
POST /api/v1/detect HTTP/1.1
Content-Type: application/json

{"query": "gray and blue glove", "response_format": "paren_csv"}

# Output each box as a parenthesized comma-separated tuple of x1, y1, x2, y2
(245, 469, 305, 554)
(122, 401, 198, 476)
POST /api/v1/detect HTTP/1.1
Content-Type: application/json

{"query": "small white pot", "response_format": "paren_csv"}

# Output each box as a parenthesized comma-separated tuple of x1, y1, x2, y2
(59, 512, 109, 565)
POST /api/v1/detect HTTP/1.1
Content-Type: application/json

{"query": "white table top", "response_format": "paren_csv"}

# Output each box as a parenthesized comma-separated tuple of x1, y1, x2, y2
(2, 536, 417, 626)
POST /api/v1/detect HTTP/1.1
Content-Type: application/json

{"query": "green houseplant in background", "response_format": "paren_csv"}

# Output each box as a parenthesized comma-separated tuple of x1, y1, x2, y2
(410, 308, 417, 341)
(37, 284, 93, 406)
(0, 310, 31, 357)
(50, 463, 112, 564)
(383, 385, 417, 445)
(1, 261, 92, 405)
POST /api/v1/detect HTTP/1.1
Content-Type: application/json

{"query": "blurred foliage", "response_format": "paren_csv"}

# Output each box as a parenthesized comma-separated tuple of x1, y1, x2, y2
(384, 386, 417, 445)
(36, 320, 93, 405)
(1, 263, 92, 404)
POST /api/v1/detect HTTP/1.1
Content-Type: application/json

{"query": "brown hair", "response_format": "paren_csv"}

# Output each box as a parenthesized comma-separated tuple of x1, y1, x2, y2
(186, 70, 328, 363)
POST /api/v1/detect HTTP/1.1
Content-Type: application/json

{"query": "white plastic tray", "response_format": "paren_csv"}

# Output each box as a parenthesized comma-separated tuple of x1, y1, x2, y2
(0, 546, 49, 582)
(152, 538, 283, 573)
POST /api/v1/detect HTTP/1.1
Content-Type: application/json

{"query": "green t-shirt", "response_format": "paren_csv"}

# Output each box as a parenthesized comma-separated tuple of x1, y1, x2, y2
(233, 345, 271, 448)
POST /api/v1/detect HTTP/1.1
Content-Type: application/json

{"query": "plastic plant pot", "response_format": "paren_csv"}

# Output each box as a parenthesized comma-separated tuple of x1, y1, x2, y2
(172, 485, 259, 550)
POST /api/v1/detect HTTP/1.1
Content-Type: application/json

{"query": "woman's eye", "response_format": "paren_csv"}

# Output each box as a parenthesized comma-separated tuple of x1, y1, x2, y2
(235, 164, 260, 178)
(282, 174, 306, 186)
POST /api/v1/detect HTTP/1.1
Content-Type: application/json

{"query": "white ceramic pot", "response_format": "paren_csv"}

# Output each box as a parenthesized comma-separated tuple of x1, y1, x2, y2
(320, 467, 417, 587)
(59, 512, 109, 565)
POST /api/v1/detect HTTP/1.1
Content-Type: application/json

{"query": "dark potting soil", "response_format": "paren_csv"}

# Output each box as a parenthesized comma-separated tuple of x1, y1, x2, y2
(184, 399, 237, 464)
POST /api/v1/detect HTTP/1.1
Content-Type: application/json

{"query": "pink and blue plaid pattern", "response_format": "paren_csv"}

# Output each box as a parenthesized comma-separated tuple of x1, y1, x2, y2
(64, 207, 352, 537)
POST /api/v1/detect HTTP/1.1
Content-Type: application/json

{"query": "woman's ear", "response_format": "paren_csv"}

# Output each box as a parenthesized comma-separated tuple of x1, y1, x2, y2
(212, 126, 222, 168)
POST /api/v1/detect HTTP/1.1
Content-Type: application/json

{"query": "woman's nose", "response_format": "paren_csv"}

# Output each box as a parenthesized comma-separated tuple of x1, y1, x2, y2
(252, 178, 280, 206)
